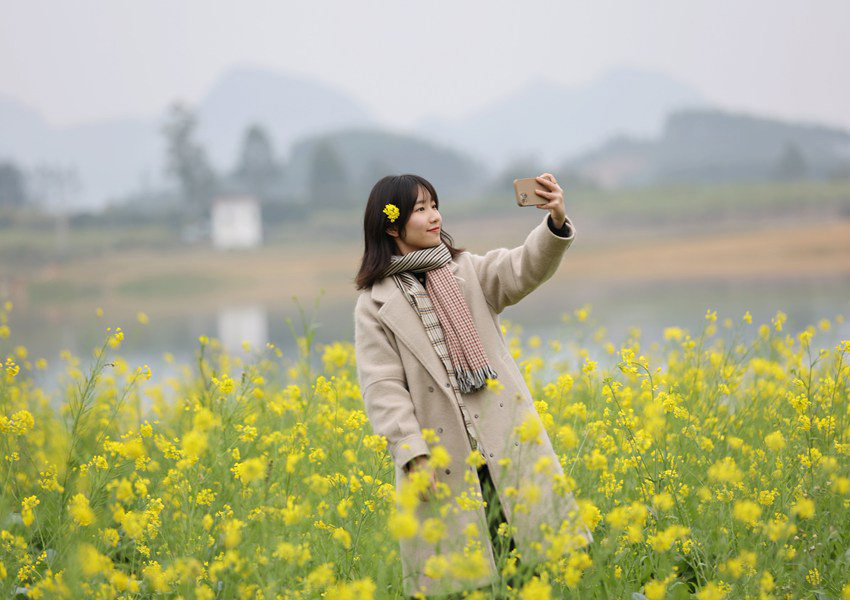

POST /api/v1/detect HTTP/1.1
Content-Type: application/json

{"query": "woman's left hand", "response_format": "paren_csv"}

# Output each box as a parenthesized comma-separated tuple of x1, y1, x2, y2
(534, 173, 566, 227)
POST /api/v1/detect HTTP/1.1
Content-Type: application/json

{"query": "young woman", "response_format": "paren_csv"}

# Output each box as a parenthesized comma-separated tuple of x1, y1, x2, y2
(353, 173, 592, 598)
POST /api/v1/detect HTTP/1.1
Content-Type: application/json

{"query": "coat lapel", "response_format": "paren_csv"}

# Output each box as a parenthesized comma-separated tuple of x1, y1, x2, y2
(371, 260, 465, 387)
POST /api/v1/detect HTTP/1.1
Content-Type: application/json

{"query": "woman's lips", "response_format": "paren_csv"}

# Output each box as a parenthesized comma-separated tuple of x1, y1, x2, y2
(428, 227, 441, 233)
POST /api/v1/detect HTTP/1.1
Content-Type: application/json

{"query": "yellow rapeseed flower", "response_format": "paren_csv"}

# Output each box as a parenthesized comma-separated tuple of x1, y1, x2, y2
(108, 326, 124, 349)
(764, 431, 786, 452)
(383, 203, 400, 222)
(222, 518, 243, 548)
(708, 457, 743, 484)
(695, 581, 727, 600)
(79, 543, 112, 577)
(486, 377, 505, 392)
(664, 327, 684, 342)
(388, 511, 418, 540)
(515, 414, 543, 444)
(519, 575, 551, 600)
(791, 497, 815, 520)
(421, 518, 446, 544)
(21, 496, 39, 527)
(652, 493, 674, 512)
(644, 578, 671, 600)
(732, 500, 762, 526)
(447, 550, 489, 581)
(428, 445, 451, 468)
(647, 525, 689, 552)
(69, 493, 95, 527)
(557, 424, 578, 449)
(212, 374, 235, 395)
(181, 430, 208, 462)
(423, 555, 449, 579)
(333, 527, 352, 549)
(232, 457, 267, 485)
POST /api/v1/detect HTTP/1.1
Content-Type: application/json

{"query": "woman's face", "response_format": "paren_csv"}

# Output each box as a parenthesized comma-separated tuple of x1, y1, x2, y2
(388, 186, 442, 255)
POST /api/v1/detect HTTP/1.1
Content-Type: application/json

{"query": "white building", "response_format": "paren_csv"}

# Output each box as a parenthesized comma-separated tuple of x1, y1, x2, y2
(211, 195, 262, 249)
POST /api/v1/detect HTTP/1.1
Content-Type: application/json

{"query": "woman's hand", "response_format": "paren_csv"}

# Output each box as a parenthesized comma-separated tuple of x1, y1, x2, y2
(534, 173, 566, 227)
(405, 455, 438, 502)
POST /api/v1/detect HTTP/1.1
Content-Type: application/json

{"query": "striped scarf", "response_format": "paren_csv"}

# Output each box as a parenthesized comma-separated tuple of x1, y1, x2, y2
(382, 243, 498, 394)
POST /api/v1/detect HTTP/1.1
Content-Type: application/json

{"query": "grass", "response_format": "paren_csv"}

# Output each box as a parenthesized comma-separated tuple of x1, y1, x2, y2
(116, 273, 222, 298)
(27, 280, 103, 305)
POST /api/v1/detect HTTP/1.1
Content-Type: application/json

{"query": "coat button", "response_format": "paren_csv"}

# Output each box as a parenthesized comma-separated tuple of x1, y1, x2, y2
(499, 402, 503, 407)
(489, 453, 494, 458)
(428, 386, 434, 392)
(445, 469, 451, 475)
(445, 382, 450, 388)
(474, 414, 479, 419)
(515, 441, 519, 446)
(437, 427, 443, 434)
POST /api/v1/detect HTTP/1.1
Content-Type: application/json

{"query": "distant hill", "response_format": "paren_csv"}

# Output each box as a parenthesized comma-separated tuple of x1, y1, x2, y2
(3, 64, 849, 212)
(565, 108, 850, 187)
(0, 65, 715, 211)
(0, 94, 161, 210)
(0, 67, 382, 210)
(282, 128, 489, 205)
(195, 66, 380, 169)
(411, 66, 711, 171)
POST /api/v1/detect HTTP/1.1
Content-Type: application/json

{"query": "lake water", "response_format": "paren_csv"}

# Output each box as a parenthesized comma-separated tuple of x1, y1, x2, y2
(11, 273, 850, 409)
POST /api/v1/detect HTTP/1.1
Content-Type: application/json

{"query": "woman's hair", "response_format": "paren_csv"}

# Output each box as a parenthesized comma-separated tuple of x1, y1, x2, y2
(354, 174, 466, 290)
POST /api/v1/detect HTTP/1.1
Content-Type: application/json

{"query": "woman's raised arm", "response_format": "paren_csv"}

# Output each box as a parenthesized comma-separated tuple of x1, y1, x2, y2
(467, 212, 576, 315)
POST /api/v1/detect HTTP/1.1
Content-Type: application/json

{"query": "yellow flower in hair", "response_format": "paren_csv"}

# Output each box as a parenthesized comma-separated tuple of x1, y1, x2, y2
(383, 203, 400, 223)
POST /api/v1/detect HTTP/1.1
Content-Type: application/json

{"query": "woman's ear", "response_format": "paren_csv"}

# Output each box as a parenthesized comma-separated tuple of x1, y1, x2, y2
(386, 226, 399, 239)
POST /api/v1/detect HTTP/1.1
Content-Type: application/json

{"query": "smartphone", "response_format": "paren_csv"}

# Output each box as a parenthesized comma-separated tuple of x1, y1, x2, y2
(513, 177, 548, 207)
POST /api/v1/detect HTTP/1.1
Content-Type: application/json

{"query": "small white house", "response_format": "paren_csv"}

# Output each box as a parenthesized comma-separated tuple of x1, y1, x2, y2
(211, 195, 262, 249)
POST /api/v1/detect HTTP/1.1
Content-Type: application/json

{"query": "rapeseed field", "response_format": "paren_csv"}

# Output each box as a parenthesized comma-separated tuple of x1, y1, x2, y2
(1, 300, 849, 599)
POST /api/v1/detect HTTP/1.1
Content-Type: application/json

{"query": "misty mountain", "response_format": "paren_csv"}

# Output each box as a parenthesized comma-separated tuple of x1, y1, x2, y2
(0, 67, 382, 210)
(0, 94, 162, 211)
(4, 64, 847, 213)
(564, 108, 850, 186)
(195, 66, 380, 169)
(411, 66, 711, 171)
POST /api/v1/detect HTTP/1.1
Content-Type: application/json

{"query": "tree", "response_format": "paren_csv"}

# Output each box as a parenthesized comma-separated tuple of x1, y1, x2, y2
(774, 141, 808, 181)
(28, 164, 82, 255)
(162, 102, 217, 222)
(0, 162, 27, 208)
(29, 164, 82, 215)
(234, 124, 281, 201)
(309, 141, 349, 208)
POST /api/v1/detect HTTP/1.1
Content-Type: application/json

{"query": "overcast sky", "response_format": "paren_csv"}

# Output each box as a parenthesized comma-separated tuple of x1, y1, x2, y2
(2, 0, 849, 131)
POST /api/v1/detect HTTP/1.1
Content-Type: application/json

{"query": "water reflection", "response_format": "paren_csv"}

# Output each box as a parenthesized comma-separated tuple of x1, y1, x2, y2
(216, 304, 269, 355)
(14, 275, 850, 404)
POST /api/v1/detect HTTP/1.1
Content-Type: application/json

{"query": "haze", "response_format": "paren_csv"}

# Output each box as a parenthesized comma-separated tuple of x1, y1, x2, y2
(2, 0, 849, 131)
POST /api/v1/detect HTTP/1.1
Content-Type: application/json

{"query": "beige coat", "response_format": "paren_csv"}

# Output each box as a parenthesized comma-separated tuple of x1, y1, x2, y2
(354, 213, 592, 597)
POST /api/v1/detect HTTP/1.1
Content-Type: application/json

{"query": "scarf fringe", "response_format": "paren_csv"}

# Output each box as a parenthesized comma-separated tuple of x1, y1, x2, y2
(455, 365, 499, 394)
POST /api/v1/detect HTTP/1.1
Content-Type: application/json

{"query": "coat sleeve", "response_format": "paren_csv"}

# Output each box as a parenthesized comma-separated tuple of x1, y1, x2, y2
(354, 292, 430, 472)
(467, 212, 576, 315)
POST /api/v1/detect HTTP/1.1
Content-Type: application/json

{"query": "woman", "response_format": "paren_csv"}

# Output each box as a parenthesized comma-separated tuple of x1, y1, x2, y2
(353, 173, 592, 598)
